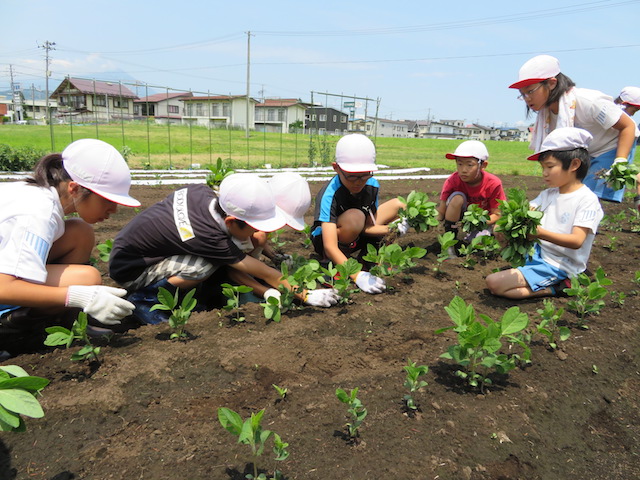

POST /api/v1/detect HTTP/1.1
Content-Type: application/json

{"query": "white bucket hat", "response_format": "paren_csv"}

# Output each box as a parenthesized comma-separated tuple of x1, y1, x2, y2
(269, 172, 311, 231)
(509, 55, 561, 90)
(219, 174, 287, 232)
(335, 134, 378, 173)
(527, 127, 593, 161)
(62, 139, 140, 207)
(445, 140, 489, 162)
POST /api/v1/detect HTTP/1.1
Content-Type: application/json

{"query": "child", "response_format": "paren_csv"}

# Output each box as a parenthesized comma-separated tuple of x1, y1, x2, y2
(0, 139, 139, 330)
(437, 140, 506, 255)
(613, 86, 640, 212)
(485, 127, 604, 299)
(110, 173, 338, 324)
(310, 133, 406, 295)
(509, 54, 638, 202)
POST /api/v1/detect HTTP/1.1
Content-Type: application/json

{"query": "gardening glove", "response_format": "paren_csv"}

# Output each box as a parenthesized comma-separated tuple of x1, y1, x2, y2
(272, 253, 294, 268)
(355, 271, 386, 294)
(66, 285, 134, 325)
(263, 288, 281, 305)
(604, 157, 628, 176)
(304, 288, 340, 307)
(396, 217, 410, 236)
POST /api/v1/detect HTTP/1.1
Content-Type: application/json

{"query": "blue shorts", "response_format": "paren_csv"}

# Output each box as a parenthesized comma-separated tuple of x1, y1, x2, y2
(583, 144, 637, 202)
(517, 245, 568, 292)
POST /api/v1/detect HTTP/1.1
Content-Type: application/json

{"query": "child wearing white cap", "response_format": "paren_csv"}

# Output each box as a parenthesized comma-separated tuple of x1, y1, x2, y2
(613, 86, 640, 212)
(486, 127, 604, 299)
(110, 173, 338, 325)
(311, 134, 406, 295)
(509, 55, 638, 203)
(0, 139, 140, 331)
(437, 140, 506, 256)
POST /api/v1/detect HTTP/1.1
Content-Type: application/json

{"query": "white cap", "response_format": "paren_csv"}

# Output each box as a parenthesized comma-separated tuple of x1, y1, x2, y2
(445, 140, 489, 162)
(62, 139, 140, 207)
(219, 174, 287, 232)
(269, 172, 311, 231)
(335, 134, 378, 173)
(527, 127, 593, 161)
(509, 55, 561, 89)
(620, 86, 640, 107)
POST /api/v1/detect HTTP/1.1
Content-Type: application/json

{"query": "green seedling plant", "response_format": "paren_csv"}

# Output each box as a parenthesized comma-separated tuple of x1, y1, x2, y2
(402, 359, 429, 413)
(395, 190, 439, 232)
(272, 384, 288, 400)
(320, 258, 362, 303)
(362, 243, 427, 278)
(536, 299, 570, 350)
(44, 312, 102, 363)
(205, 157, 235, 189)
(0, 365, 49, 432)
(598, 161, 639, 191)
(436, 296, 531, 392)
(222, 283, 254, 323)
(268, 229, 287, 250)
(301, 224, 312, 249)
(461, 204, 490, 234)
(610, 291, 626, 308)
(151, 287, 197, 339)
(335, 387, 367, 443)
(600, 211, 626, 232)
(495, 188, 543, 267)
(603, 234, 618, 252)
(564, 266, 612, 327)
(95, 238, 113, 263)
(434, 231, 458, 273)
(218, 407, 289, 480)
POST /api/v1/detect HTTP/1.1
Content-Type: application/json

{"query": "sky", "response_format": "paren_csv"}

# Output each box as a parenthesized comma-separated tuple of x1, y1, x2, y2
(2, 0, 640, 127)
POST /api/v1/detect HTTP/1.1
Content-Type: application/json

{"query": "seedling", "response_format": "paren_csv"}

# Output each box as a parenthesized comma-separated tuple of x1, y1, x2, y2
(564, 266, 612, 327)
(634, 270, 640, 287)
(218, 407, 289, 480)
(535, 299, 570, 350)
(0, 365, 49, 432)
(205, 157, 235, 189)
(610, 290, 626, 308)
(600, 211, 626, 232)
(362, 243, 426, 278)
(151, 287, 198, 339)
(402, 359, 429, 413)
(597, 161, 639, 191)
(44, 312, 102, 363)
(268, 229, 287, 250)
(461, 204, 490, 234)
(222, 283, 254, 323)
(272, 384, 288, 400)
(321, 258, 362, 303)
(495, 188, 543, 267)
(301, 224, 312, 249)
(95, 238, 113, 263)
(335, 387, 367, 442)
(603, 234, 618, 252)
(434, 231, 458, 273)
(436, 296, 531, 392)
(395, 191, 439, 232)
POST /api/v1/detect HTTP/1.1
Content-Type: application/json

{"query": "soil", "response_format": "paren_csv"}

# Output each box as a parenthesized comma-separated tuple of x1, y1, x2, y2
(1, 175, 639, 480)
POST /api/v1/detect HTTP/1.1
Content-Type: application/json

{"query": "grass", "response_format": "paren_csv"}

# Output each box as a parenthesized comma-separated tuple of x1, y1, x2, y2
(1, 123, 637, 176)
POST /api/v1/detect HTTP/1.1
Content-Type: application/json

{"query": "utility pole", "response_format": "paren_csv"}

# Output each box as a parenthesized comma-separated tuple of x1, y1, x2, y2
(39, 40, 56, 149)
(245, 31, 253, 139)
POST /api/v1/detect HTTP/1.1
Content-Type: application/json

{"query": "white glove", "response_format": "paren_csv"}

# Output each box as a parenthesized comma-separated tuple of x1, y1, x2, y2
(273, 253, 294, 268)
(304, 288, 340, 307)
(396, 217, 410, 236)
(355, 271, 386, 294)
(604, 157, 629, 176)
(66, 285, 134, 325)
(263, 288, 281, 305)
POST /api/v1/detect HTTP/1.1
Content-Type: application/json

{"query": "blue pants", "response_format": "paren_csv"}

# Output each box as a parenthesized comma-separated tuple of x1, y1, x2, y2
(584, 145, 637, 202)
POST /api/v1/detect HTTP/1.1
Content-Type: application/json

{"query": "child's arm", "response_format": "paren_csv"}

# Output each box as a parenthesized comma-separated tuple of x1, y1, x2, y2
(488, 207, 500, 225)
(535, 225, 590, 249)
(321, 222, 351, 273)
(436, 200, 446, 222)
(612, 113, 637, 160)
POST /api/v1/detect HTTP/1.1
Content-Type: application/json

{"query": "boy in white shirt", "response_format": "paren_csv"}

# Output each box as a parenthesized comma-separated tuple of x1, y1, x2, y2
(486, 127, 604, 299)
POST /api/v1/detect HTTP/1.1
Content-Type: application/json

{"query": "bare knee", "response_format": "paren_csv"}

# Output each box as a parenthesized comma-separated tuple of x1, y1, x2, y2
(337, 209, 366, 242)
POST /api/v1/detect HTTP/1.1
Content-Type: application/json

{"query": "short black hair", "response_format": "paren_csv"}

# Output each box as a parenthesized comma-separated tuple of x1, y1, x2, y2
(538, 147, 590, 180)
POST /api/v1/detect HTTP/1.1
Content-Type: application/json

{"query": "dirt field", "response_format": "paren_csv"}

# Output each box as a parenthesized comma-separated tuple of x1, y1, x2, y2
(0, 175, 639, 480)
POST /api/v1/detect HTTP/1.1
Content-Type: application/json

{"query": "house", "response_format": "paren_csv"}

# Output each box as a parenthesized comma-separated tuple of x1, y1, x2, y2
(414, 120, 460, 139)
(181, 95, 256, 129)
(497, 126, 530, 142)
(50, 77, 137, 123)
(350, 117, 375, 135)
(366, 117, 411, 138)
(254, 98, 310, 133)
(305, 107, 349, 135)
(458, 124, 500, 141)
(0, 93, 57, 124)
(134, 92, 192, 124)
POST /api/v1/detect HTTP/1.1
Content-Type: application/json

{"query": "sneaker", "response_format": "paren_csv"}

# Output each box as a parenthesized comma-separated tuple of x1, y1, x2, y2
(126, 279, 175, 325)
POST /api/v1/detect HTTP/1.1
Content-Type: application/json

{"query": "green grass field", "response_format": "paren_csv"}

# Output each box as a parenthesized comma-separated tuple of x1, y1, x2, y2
(0, 123, 637, 176)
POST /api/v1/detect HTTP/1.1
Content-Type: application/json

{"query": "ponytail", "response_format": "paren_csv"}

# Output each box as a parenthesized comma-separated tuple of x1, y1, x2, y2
(25, 153, 70, 188)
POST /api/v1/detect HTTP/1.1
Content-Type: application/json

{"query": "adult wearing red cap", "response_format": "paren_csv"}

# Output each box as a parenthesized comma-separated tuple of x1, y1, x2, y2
(0, 139, 140, 332)
(510, 55, 638, 203)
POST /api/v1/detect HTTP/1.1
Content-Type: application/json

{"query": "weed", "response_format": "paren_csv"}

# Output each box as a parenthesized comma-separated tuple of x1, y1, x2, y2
(151, 287, 198, 339)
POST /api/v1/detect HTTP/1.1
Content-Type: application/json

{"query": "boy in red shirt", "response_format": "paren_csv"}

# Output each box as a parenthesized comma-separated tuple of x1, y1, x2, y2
(437, 140, 506, 256)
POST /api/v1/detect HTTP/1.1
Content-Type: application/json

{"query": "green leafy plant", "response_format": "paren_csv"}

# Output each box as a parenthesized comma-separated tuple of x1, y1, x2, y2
(535, 299, 570, 350)
(268, 229, 287, 250)
(395, 191, 439, 232)
(44, 312, 102, 362)
(495, 188, 543, 267)
(95, 238, 113, 263)
(610, 291, 626, 308)
(0, 365, 49, 432)
(461, 204, 490, 234)
(434, 231, 458, 273)
(320, 258, 362, 303)
(335, 387, 367, 442)
(598, 161, 639, 191)
(151, 287, 198, 339)
(600, 211, 626, 232)
(564, 266, 612, 327)
(436, 296, 531, 392)
(603, 234, 618, 252)
(301, 224, 312, 249)
(272, 384, 288, 400)
(205, 157, 235, 189)
(222, 284, 253, 323)
(218, 407, 289, 480)
(402, 360, 429, 413)
(362, 243, 427, 278)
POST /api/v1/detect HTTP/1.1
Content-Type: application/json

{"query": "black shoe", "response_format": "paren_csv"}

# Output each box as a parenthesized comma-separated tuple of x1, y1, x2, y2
(127, 279, 175, 325)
